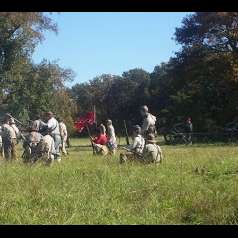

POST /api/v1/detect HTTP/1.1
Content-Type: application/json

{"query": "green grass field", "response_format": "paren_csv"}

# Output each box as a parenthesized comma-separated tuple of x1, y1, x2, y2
(0, 137, 238, 224)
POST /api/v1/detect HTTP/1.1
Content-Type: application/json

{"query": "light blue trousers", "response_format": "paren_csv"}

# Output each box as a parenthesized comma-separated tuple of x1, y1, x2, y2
(52, 134, 61, 158)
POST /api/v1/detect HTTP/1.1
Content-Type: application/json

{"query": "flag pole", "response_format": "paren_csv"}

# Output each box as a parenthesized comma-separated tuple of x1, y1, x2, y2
(86, 124, 95, 155)
(93, 105, 97, 127)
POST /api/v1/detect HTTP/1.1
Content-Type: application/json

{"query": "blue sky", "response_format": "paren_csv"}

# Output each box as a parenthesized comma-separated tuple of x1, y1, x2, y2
(33, 12, 192, 86)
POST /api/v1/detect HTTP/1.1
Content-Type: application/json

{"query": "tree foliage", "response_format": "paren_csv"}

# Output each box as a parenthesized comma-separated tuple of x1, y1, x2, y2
(70, 12, 238, 134)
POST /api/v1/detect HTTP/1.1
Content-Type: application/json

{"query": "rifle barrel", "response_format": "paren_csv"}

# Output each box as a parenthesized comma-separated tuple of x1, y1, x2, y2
(123, 120, 130, 145)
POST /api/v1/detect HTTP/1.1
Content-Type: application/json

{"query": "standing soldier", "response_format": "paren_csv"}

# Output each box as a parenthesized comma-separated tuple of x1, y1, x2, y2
(59, 117, 68, 155)
(140, 105, 157, 137)
(45, 111, 61, 161)
(106, 119, 117, 155)
(32, 114, 48, 134)
(2, 116, 17, 160)
(9, 118, 20, 142)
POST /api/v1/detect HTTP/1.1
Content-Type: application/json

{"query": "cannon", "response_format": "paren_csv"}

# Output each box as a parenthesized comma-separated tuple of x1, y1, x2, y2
(160, 121, 238, 145)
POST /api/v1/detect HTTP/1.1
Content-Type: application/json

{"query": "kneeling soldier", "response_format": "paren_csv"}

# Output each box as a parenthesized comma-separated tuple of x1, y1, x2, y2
(120, 125, 145, 163)
(143, 134, 163, 164)
(91, 127, 109, 156)
(22, 124, 43, 163)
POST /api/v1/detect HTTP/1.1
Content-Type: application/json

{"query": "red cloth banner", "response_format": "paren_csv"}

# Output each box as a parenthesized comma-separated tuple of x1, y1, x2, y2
(74, 111, 96, 133)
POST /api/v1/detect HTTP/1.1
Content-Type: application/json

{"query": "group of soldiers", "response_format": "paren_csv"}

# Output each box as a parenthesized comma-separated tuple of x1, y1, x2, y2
(90, 105, 163, 164)
(0, 112, 68, 164)
(0, 105, 165, 165)
(119, 105, 163, 164)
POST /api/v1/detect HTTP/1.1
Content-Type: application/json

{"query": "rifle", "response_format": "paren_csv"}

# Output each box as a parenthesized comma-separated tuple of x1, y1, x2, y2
(121, 146, 143, 158)
(123, 120, 130, 145)
(6, 113, 31, 130)
(86, 125, 96, 154)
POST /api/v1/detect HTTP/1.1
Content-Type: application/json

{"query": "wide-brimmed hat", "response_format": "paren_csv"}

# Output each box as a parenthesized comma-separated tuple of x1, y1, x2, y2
(146, 133, 157, 143)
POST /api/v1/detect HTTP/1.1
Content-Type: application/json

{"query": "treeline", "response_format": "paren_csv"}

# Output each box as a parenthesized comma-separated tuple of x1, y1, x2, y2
(70, 12, 238, 134)
(0, 13, 77, 134)
(1, 12, 238, 136)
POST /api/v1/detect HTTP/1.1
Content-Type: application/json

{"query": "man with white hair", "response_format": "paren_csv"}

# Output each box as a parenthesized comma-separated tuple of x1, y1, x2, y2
(140, 105, 157, 137)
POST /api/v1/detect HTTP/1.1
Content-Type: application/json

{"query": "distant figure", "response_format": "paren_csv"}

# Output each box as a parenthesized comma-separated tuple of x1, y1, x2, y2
(2, 116, 17, 160)
(143, 134, 163, 164)
(120, 125, 145, 163)
(59, 118, 68, 155)
(140, 105, 157, 137)
(91, 128, 109, 155)
(106, 119, 117, 155)
(185, 117, 193, 145)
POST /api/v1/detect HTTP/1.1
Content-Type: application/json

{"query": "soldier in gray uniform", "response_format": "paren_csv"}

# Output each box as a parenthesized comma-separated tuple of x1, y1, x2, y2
(140, 105, 157, 137)
(45, 111, 61, 161)
(32, 114, 48, 134)
(1, 116, 17, 160)
(22, 124, 43, 162)
(120, 125, 145, 163)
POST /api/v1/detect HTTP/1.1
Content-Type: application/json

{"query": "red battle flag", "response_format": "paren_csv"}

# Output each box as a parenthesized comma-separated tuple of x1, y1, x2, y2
(74, 111, 96, 133)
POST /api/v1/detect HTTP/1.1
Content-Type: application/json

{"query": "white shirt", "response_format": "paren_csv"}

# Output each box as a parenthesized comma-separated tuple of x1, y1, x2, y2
(59, 122, 67, 139)
(11, 124, 20, 138)
(47, 117, 60, 135)
(107, 125, 116, 144)
(128, 134, 145, 154)
(141, 113, 157, 135)
(2, 123, 16, 139)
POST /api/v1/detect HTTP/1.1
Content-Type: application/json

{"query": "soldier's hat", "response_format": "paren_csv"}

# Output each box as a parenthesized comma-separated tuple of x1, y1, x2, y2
(132, 125, 141, 134)
(146, 133, 157, 143)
